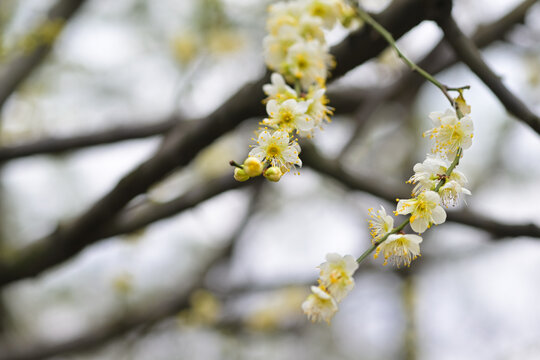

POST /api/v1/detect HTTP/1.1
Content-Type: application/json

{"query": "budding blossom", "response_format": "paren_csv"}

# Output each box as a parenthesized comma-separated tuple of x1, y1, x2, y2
(234, 0, 353, 184)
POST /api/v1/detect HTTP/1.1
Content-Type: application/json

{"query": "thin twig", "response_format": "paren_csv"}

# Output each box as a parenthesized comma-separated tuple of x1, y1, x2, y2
(438, 16, 540, 135)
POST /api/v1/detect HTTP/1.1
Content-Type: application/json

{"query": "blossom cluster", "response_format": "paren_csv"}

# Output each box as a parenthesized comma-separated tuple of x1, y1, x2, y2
(302, 104, 474, 323)
(376, 107, 474, 266)
(302, 253, 358, 323)
(233, 0, 357, 183)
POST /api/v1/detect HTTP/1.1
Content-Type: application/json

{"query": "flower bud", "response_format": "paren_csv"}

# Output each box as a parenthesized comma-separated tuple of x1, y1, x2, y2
(243, 157, 263, 177)
(234, 168, 250, 182)
(264, 166, 282, 182)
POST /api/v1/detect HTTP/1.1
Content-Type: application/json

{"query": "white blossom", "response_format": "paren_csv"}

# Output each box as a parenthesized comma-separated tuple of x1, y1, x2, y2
(368, 205, 394, 241)
(424, 109, 474, 158)
(263, 72, 297, 102)
(318, 253, 358, 302)
(249, 129, 301, 172)
(284, 40, 332, 90)
(301, 285, 338, 323)
(263, 98, 314, 134)
(396, 191, 446, 233)
(375, 234, 423, 267)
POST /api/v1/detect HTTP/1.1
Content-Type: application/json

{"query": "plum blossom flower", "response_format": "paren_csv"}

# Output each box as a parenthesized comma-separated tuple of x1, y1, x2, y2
(318, 253, 358, 301)
(249, 129, 301, 172)
(263, 72, 297, 102)
(374, 234, 423, 267)
(263, 98, 314, 134)
(368, 206, 394, 241)
(408, 155, 471, 206)
(396, 191, 446, 233)
(423, 109, 473, 158)
(284, 40, 332, 89)
(301, 285, 338, 323)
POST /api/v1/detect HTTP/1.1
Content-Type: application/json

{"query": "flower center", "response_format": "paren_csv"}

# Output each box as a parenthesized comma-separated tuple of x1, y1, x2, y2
(296, 54, 308, 69)
(280, 110, 294, 124)
(267, 144, 281, 157)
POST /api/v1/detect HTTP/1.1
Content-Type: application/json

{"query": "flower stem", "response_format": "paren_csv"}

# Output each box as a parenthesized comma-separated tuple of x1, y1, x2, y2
(353, 6, 464, 107)
(229, 160, 243, 169)
(434, 147, 463, 192)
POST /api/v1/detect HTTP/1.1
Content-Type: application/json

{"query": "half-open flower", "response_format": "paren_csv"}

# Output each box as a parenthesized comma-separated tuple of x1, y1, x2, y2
(374, 234, 423, 267)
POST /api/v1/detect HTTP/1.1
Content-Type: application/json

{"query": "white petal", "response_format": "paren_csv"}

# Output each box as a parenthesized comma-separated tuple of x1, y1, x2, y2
(248, 147, 266, 161)
(258, 130, 272, 145)
(296, 100, 311, 114)
(282, 147, 300, 164)
(325, 253, 341, 263)
(266, 100, 279, 116)
(423, 191, 441, 204)
(431, 206, 447, 224)
(295, 115, 315, 132)
(396, 199, 414, 215)
(404, 234, 423, 244)
(411, 218, 428, 234)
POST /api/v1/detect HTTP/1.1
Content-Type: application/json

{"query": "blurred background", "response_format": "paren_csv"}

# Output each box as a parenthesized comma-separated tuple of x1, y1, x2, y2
(0, 0, 539, 359)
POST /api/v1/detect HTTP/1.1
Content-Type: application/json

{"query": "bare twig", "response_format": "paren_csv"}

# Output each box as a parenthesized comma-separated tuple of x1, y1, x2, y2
(437, 16, 540, 134)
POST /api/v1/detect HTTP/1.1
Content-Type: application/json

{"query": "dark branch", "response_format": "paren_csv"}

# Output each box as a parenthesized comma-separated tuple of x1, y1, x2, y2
(97, 175, 246, 239)
(437, 16, 540, 134)
(0, 116, 183, 162)
(301, 142, 540, 239)
(0, 0, 444, 287)
(0, 0, 88, 111)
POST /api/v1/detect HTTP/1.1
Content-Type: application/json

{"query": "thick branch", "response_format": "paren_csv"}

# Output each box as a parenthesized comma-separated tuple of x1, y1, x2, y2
(301, 143, 540, 238)
(0, 0, 88, 111)
(437, 16, 540, 134)
(97, 175, 246, 239)
(0, 0, 445, 287)
(0, 116, 183, 162)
